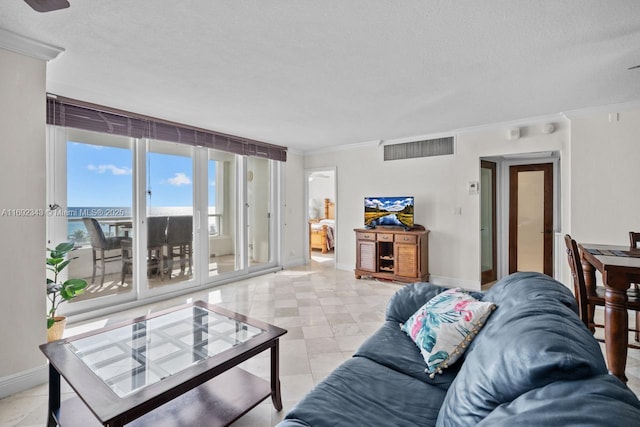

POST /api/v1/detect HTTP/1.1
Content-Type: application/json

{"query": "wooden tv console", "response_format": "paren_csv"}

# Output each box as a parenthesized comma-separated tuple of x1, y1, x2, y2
(354, 225, 429, 283)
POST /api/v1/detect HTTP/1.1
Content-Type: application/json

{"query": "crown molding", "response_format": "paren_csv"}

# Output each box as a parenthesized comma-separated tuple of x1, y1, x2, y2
(561, 99, 640, 119)
(0, 28, 64, 61)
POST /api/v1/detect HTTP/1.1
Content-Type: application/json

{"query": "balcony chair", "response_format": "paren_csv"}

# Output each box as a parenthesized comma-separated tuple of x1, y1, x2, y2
(120, 216, 169, 284)
(166, 215, 193, 277)
(147, 216, 169, 280)
(82, 217, 126, 287)
(564, 234, 640, 349)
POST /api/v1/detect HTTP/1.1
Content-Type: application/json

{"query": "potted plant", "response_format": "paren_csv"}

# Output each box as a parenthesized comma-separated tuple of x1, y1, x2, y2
(46, 242, 87, 341)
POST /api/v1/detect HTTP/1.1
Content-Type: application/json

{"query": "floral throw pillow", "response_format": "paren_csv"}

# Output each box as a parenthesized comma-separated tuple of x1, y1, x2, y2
(401, 288, 496, 377)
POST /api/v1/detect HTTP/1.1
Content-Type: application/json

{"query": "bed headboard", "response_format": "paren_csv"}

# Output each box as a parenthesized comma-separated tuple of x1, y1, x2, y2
(324, 198, 335, 219)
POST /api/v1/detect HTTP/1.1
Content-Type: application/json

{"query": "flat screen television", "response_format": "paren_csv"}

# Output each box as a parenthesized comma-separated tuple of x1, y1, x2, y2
(364, 196, 414, 229)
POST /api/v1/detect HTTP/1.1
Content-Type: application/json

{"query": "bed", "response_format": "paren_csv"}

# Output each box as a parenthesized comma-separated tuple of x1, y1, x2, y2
(309, 198, 335, 255)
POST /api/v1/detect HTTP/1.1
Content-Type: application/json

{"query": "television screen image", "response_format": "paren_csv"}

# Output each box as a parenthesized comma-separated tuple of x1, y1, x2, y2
(364, 196, 414, 228)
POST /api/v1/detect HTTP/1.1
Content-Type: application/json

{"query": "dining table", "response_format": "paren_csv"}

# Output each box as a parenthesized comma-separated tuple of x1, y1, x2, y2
(578, 242, 640, 383)
(102, 218, 133, 238)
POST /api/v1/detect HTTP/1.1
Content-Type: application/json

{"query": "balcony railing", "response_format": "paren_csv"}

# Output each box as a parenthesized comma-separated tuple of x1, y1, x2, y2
(67, 214, 222, 246)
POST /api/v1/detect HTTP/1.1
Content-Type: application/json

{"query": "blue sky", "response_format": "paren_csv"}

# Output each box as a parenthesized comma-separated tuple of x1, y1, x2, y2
(67, 141, 215, 208)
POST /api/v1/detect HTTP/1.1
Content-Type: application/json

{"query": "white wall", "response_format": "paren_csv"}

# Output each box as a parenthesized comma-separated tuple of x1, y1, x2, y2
(304, 119, 569, 289)
(569, 108, 640, 244)
(281, 152, 305, 267)
(0, 48, 47, 396)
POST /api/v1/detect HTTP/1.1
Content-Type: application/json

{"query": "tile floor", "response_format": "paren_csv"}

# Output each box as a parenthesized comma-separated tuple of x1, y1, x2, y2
(1, 257, 639, 426)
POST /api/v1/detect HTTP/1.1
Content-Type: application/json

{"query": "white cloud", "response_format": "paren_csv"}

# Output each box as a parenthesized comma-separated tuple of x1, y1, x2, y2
(87, 164, 132, 175)
(168, 172, 192, 186)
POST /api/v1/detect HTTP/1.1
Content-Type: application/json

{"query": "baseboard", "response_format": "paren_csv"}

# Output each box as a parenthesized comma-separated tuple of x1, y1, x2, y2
(336, 262, 352, 272)
(281, 257, 306, 269)
(0, 363, 48, 399)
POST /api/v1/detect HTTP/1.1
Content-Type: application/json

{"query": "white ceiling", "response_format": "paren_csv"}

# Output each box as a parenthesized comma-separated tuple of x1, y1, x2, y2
(1, 1, 640, 152)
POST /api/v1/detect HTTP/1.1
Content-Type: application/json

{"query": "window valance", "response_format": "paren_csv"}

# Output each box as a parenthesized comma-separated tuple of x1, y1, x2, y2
(46, 94, 287, 161)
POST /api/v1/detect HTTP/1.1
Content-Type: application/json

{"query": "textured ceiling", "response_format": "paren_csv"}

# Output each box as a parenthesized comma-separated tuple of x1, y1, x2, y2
(1, 1, 640, 152)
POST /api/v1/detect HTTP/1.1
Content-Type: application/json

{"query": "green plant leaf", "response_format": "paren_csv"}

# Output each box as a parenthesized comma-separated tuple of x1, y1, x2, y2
(55, 242, 75, 253)
(47, 317, 55, 329)
(56, 259, 72, 272)
(46, 257, 64, 266)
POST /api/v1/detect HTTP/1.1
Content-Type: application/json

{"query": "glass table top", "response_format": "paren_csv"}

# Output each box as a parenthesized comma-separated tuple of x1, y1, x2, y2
(68, 306, 263, 397)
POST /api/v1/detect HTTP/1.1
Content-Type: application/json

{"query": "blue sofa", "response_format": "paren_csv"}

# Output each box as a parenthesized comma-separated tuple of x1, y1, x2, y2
(277, 272, 640, 426)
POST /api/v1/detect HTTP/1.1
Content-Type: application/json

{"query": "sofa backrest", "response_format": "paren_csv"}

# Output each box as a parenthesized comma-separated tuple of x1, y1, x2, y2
(436, 272, 608, 426)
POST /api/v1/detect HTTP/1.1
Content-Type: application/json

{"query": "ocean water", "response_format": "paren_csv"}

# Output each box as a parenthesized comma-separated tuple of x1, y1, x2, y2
(66, 206, 214, 241)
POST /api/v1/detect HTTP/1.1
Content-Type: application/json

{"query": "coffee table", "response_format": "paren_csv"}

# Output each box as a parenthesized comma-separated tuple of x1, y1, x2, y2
(40, 300, 287, 426)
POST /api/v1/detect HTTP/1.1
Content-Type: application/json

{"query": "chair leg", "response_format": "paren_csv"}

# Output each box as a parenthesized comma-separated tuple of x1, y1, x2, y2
(187, 243, 193, 274)
(99, 249, 106, 288)
(636, 310, 640, 342)
(587, 303, 596, 334)
(91, 249, 97, 284)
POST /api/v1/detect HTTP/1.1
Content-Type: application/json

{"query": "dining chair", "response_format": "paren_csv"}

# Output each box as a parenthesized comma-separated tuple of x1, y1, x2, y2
(564, 234, 640, 349)
(166, 215, 193, 278)
(147, 216, 169, 280)
(120, 217, 169, 284)
(82, 218, 126, 287)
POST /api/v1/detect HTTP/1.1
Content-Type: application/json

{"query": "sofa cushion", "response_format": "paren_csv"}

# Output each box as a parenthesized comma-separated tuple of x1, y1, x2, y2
(281, 356, 447, 427)
(476, 375, 640, 426)
(401, 288, 496, 377)
(355, 321, 460, 391)
(436, 272, 608, 426)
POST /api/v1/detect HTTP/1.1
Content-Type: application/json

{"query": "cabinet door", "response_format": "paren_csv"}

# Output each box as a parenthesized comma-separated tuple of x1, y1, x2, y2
(395, 243, 418, 278)
(356, 240, 377, 272)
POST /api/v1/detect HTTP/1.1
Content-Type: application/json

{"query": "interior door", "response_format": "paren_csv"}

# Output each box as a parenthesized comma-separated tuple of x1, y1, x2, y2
(480, 160, 497, 284)
(508, 163, 553, 276)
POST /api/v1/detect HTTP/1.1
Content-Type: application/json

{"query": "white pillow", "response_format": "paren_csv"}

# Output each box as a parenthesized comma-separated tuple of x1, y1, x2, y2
(401, 288, 496, 377)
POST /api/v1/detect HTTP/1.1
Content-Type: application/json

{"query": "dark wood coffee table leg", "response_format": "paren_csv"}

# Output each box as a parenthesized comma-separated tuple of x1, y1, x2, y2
(271, 339, 283, 411)
(48, 363, 61, 427)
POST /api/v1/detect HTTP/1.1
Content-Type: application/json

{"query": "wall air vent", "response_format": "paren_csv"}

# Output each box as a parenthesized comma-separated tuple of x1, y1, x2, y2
(383, 136, 454, 161)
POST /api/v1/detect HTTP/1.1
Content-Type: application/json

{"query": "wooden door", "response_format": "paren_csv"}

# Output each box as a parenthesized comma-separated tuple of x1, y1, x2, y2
(395, 243, 418, 277)
(508, 163, 554, 276)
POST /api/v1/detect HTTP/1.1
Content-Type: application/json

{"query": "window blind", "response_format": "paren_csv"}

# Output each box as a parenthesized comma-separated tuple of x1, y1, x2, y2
(46, 94, 287, 161)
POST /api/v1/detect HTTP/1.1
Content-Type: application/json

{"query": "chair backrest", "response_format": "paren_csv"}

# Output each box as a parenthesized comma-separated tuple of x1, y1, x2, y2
(564, 234, 589, 327)
(82, 218, 107, 249)
(147, 216, 168, 248)
(166, 216, 193, 246)
(630, 232, 640, 248)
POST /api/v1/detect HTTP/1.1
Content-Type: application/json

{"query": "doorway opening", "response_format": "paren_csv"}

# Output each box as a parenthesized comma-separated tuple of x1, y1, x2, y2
(305, 168, 337, 266)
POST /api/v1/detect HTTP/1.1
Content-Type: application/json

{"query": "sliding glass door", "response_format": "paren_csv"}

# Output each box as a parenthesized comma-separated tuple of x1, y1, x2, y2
(48, 125, 281, 317)
(206, 150, 241, 277)
(141, 140, 196, 296)
(48, 128, 136, 311)
(247, 157, 274, 268)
